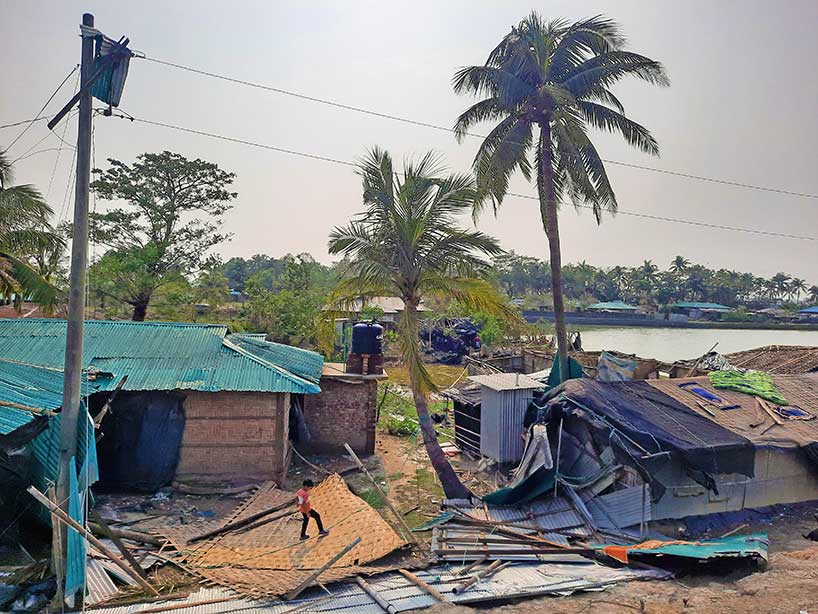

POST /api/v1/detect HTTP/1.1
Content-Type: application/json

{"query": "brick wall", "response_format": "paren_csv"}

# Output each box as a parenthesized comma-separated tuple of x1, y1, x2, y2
(302, 378, 376, 454)
(175, 390, 290, 483)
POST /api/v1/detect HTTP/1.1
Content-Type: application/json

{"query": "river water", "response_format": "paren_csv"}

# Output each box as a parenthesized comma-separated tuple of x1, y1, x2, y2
(576, 326, 818, 363)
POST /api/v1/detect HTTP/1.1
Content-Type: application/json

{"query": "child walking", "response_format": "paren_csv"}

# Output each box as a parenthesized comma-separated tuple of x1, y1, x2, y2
(297, 479, 329, 540)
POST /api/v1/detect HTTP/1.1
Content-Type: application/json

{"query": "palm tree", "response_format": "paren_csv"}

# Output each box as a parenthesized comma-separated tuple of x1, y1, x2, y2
(0, 150, 61, 306)
(453, 13, 668, 379)
(770, 273, 791, 300)
(669, 255, 690, 274)
(325, 148, 518, 498)
(638, 259, 659, 283)
(789, 278, 807, 303)
(808, 285, 818, 304)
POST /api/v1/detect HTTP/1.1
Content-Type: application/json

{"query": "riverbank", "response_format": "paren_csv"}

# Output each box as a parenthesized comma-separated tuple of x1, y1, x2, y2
(524, 310, 818, 331)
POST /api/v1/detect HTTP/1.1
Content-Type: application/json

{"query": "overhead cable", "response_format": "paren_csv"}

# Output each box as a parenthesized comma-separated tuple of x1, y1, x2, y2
(119, 113, 818, 242)
(140, 55, 818, 201)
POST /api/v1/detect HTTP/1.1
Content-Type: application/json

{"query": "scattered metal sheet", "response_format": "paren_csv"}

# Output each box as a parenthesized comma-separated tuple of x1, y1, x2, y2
(87, 563, 670, 614)
(585, 485, 652, 532)
(85, 559, 119, 606)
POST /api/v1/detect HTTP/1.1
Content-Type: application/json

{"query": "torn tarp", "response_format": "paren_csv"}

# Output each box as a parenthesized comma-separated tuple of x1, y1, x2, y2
(602, 532, 768, 565)
(539, 379, 755, 499)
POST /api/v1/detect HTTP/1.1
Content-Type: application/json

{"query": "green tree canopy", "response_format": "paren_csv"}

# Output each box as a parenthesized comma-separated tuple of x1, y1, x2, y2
(89, 151, 236, 320)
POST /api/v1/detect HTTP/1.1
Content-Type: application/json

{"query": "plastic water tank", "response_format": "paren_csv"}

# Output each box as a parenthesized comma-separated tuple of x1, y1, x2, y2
(352, 322, 383, 355)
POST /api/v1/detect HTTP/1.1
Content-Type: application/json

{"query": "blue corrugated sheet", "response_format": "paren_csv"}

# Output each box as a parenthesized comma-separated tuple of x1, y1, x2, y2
(0, 358, 94, 411)
(0, 319, 322, 394)
(65, 456, 86, 602)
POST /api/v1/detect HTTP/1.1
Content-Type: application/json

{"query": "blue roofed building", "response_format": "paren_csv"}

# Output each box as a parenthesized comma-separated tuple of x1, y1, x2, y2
(0, 319, 326, 489)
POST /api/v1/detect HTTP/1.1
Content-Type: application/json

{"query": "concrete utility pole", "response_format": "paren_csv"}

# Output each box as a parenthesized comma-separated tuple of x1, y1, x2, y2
(55, 12, 94, 578)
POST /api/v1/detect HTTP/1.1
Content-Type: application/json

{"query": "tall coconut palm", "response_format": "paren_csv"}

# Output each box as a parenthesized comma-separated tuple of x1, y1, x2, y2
(789, 278, 807, 303)
(808, 285, 818, 304)
(0, 150, 62, 306)
(325, 148, 519, 499)
(453, 13, 668, 379)
(669, 255, 690, 274)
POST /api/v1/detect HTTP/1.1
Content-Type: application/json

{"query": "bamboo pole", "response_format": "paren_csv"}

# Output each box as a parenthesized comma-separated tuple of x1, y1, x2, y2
(27, 486, 159, 596)
(451, 560, 509, 594)
(344, 443, 417, 544)
(284, 537, 361, 600)
(88, 509, 150, 582)
(397, 569, 447, 602)
(454, 556, 487, 576)
(356, 576, 397, 613)
(187, 496, 295, 543)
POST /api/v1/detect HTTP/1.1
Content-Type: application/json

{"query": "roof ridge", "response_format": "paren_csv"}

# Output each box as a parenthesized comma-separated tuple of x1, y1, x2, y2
(3, 318, 227, 329)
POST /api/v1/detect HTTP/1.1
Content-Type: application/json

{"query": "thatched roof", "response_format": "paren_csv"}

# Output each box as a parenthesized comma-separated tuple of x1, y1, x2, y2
(725, 345, 818, 374)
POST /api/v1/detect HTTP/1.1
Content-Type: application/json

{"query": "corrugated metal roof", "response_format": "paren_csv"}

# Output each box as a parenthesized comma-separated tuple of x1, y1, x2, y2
(0, 358, 96, 413)
(228, 334, 324, 383)
(0, 319, 321, 394)
(87, 563, 668, 614)
(469, 373, 544, 391)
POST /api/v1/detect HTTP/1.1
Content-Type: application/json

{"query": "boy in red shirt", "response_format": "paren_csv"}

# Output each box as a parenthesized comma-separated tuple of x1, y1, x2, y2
(297, 479, 329, 540)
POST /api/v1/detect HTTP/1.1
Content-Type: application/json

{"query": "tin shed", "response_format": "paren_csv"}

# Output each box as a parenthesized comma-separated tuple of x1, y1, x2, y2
(469, 373, 544, 463)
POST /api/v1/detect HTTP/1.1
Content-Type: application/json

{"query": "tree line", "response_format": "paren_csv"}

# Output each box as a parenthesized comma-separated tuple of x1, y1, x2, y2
(493, 252, 818, 309)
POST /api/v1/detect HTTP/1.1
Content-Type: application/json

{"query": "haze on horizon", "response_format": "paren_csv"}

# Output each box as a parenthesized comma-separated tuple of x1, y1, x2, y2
(2, 0, 817, 282)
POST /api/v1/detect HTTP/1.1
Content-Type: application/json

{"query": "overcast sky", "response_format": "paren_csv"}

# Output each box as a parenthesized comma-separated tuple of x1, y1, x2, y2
(2, 1, 817, 282)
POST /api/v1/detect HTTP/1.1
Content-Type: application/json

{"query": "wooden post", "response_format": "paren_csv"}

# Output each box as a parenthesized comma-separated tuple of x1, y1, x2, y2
(343, 443, 417, 544)
(55, 11, 95, 579)
(284, 537, 361, 600)
(27, 486, 159, 596)
(48, 486, 64, 605)
(93, 376, 128, 426)
(88, 509, 150, 581)
(355, 576, 397, 614)
(397, 569, 447, 602)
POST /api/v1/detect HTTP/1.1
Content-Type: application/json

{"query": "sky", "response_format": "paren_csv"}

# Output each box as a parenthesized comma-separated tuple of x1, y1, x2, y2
(2, 0, 818, 282)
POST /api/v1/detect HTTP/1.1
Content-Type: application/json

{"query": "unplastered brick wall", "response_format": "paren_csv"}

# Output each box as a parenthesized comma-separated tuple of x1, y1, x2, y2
(176, 390, 290, 483)
(302, 378, 377, 454)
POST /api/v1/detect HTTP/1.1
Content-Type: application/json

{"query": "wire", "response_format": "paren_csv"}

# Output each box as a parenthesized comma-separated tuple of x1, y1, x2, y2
(117, 113, 818, 242)
(5, 65, 79, 152)
(141, 55, 818, 201)
(0, 116, 55, 131)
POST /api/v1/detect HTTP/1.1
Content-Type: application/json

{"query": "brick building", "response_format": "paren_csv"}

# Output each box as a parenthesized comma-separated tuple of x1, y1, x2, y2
(0, 320, 323, 489)
(302, 363, 386, 455)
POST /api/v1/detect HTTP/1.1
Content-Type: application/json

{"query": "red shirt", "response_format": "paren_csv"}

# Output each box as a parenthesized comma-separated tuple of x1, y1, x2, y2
(296, 488, 311, 514)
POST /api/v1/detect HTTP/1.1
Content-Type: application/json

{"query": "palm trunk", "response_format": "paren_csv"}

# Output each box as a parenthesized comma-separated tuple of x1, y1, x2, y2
(537, 120, 569, 382)
(403, 301, 471, 500)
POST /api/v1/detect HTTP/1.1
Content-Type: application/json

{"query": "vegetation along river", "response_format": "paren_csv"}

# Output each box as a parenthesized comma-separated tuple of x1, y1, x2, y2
(576, 326, 818, 363)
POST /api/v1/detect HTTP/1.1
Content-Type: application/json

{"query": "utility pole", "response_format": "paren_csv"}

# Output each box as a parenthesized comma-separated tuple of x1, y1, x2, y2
(55, 12, 94, 579)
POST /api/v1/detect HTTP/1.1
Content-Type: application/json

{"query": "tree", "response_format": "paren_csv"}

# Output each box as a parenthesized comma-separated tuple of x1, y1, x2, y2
(453, 13, 668, 379)
(808, 285, 818, 304)
(325, 148, 517, 499)
(0, 150, 62, 306)
(789, 278, 807, 303)
(89, 151, 236, 320)
(669, 255, 690, 274)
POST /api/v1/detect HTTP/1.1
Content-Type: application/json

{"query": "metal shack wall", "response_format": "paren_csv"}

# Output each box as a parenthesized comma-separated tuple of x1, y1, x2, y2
(480, 388, 535, 463)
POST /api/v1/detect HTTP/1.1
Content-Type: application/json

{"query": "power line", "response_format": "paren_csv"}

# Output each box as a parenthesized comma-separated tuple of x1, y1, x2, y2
(141, 55, 818, 201)
(116, 112, 818, 242)
(4, 65, 78, 151)
(0, 116, 54, 131)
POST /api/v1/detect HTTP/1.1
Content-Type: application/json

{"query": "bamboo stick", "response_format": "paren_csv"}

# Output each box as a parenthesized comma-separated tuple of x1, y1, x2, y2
(356, 576, 397, 613)
(284, 537, 361, 600)
(452, 560, 509, 594)
(27, 486, 159, 596)
(88, 509, 150, 581)
(187, 496, 296, 543)
(397, 569, 447, 602)
(344, 443, 417, 544)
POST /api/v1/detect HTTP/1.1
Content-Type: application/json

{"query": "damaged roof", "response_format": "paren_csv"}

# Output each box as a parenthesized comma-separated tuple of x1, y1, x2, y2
(724, 345, 818, 374)
(0, 319, 322, 395)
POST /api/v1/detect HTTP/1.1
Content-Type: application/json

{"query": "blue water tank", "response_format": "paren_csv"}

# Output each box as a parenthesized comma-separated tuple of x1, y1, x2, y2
(352, 322, 383, 355)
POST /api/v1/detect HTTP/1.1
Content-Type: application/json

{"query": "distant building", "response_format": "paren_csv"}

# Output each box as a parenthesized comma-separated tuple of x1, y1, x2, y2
(586, 300, 639, 312)
(671, 301, 731, 319)
(799, 306, 818, 321)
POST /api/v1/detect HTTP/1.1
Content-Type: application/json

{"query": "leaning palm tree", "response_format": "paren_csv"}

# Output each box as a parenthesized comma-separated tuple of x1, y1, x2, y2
(324, 148, 519, 499)
(0, 150, 62, 306)
(453, 13, 668, 379)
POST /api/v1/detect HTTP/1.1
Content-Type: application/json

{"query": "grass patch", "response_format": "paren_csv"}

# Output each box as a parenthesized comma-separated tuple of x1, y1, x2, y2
(411, 468, 445, 499)
(358, 489, 387, 509)
(387, 472, 405, 480)
(386, 364, 465, 388)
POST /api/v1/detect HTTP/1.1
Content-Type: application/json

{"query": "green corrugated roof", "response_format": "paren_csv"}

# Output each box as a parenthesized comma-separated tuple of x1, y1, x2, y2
(228, 334, 324, 383)
(587, 301, 639, 311)
(0, 319, 322, 395)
